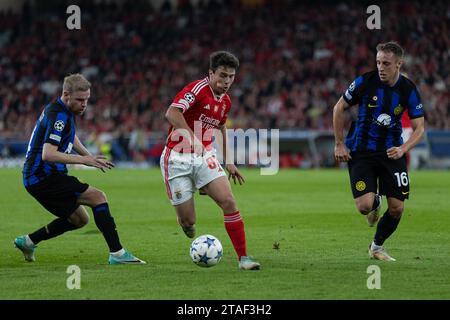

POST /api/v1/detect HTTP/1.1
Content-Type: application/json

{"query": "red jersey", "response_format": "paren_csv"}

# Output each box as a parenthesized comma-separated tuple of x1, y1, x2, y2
(402, 112, 411, 128)
(166, 77, 231, 152)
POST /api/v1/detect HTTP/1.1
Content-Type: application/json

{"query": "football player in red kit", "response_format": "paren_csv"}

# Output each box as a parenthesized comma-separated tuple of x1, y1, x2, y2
(160, 51, 260, 270)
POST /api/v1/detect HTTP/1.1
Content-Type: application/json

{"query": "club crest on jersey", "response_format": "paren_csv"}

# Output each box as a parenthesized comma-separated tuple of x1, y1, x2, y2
(54, 120, 65, 132)
(184, 92, 195, 104)
(356, 181, 366, 191)
(394, 104, 403, 115)
(204, 104, 210, 110)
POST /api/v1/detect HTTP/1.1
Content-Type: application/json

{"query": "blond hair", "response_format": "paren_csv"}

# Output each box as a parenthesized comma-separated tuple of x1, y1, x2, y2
(376, 41, 404, 59)
(62, 74, 91, 93)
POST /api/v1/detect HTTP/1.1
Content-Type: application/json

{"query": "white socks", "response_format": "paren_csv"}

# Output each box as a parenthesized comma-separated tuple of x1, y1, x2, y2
(110, 248, 125, 256)
(370, 241, 383, 251)
(25, 235, 35, 246)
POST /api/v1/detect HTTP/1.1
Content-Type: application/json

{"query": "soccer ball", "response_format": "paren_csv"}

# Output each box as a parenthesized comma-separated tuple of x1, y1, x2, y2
(190, 234, 223, 267)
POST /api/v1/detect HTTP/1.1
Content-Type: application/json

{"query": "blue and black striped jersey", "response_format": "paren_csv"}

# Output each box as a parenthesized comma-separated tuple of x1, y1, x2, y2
(343, 71, 424, 152)
(23, 98, 76, 187)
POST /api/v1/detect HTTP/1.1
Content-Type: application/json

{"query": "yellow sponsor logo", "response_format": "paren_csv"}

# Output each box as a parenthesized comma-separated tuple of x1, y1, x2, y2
(402, 191, 409, 195)
(356, 181, 366, 191)
(368, 104, 378, 108)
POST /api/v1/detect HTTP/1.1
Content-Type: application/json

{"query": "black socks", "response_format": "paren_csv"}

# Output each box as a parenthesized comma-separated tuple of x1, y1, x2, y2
(29, 218, 78, 245)
(374, 209, 401, 246)
(92, 203, 122, 252)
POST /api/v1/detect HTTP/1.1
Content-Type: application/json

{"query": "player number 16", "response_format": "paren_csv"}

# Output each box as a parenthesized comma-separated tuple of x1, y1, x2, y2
(394, 172, 408, 187)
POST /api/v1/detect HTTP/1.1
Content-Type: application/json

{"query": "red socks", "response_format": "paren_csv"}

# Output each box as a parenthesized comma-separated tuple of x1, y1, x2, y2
(224, 211, 247, 259)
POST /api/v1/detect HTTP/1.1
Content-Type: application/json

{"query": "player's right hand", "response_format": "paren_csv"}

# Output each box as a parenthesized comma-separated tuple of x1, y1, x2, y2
(226, 164, 245, 185)
(334, 144, 352, 162)
(83, 155, 115, 172)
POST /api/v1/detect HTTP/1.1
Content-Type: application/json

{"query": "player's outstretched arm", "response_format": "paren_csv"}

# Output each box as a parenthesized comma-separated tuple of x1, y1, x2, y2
(74, 134, 91, 156)
(225, 164, 245, 185)
(42, 143, 114, 171)
(403, 117, 425, 151)
(333, 96, 352, 162)
(217, 124, 245, 185)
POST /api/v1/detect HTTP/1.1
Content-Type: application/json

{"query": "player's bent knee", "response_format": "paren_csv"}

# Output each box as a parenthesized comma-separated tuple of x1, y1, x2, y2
(79, 214, 90, 226)
(178, 216, 195, 227)
(69, 214, 89, 228)
(96, 191, 107, 203)
(78, 187, 108, 207)
(68, 207, 90, 228)
(355, 196, 373, 214)
(184, 221, 195, 228)
(388, 205, 403, 218)
(218, 196, 237, 213)
(73, 220, 88, 228)
(356, 203, 372, 215)
(89, 190, 108, 207)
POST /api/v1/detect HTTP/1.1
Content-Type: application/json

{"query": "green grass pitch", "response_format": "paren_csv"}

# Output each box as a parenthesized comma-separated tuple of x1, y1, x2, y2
(0, 168, 449, 299)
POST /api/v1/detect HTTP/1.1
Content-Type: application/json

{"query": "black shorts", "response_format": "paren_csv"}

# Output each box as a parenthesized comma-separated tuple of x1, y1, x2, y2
(348, 151, 409, 201)
(25, 173, 89, 218)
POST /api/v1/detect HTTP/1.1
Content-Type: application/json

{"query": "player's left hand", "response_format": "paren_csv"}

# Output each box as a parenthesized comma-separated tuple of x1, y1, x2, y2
(94, 155, 115, 173)
(387, 146, 406, 160)
(225, 164, 245, 185)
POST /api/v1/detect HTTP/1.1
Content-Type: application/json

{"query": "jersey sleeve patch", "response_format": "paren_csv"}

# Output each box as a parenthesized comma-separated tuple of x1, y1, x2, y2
(343, 75, 364, 105)
(54, 120, 65, 132)
(171, 91, 197, 112)
(184, 92, 195, 104)
(49, 134, 61, 142)
(407, 89, 425, 119)
(45, 112, 68, 145)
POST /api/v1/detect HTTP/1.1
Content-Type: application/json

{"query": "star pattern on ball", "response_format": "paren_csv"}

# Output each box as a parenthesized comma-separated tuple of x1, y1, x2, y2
(215, 249, 223, 260)
(199, 253, 211, 264)
(203, 236, 216, 248)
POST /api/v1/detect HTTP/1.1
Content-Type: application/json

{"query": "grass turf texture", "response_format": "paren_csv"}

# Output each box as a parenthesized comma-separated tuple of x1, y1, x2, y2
(0, 168, 449, 299)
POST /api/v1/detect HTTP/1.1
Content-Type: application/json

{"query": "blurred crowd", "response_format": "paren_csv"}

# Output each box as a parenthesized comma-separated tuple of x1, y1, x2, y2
(0, 0, 449, 162)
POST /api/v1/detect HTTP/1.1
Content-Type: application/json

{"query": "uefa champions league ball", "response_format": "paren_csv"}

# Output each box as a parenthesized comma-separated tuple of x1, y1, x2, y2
(190, 234, 223, 267)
